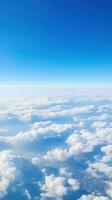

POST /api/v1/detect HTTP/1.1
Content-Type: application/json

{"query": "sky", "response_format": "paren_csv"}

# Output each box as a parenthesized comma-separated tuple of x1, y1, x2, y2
(0, 0, 112, 86)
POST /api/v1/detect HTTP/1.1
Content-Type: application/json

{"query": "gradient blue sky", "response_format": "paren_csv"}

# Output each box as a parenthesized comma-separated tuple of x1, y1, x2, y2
(0, 0, 112, 85)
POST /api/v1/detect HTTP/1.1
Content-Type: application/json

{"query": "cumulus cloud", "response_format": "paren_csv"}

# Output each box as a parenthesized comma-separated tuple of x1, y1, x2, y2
(32, 125, 112, 168)
(59, 167, 72, 178)
(106, 182, 112, 198)
(7, 121, 74, 146)
(0, 151, 18, 198)
(78, 194, 109, 200)
(87, 143, 112, 179)
(36, 105, 94, 119)
(32, 124, 112, 166)
(39, 172, 80, 200)
(92, 121, 108, 128)
(0, 96, 95, 122)
(67, 178, 79, 191)
(87, 161, 112, 178)
(40, 175, 67, 200)
(101, 145, 112, 163)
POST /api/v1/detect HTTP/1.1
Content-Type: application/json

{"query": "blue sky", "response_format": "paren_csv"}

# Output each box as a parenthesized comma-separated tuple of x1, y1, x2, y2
(0, 0, 112, 85)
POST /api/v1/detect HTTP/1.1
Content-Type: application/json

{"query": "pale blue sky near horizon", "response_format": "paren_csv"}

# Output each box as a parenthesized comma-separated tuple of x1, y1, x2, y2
(0, 0, 112, 85)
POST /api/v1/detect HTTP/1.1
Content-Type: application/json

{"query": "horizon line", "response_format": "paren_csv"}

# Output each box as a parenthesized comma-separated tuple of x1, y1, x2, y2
(0, 84, 112, 88)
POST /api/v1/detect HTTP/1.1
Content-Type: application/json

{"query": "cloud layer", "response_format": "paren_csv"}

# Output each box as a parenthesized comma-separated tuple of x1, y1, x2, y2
(0, 95, 112, 199)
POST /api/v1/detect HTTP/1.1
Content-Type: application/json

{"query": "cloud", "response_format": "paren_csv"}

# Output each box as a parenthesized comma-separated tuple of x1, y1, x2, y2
(106, 182, 112, 198)
(59, 167, 72, 178)
(92, 121, 108, 128)
(0, 128, 8, 133)
(43, 148, 69, 162)
(23, 189, 32, 200)
(39, 172, 80, 200)
(78, 194, 109, 200)
(101, 145, 112, 163)
(40, 175, 67, 200)
(67, 178, 79, 191)
(87, 144, 112, 178)
(87, 161, 112, 177)
(36, 105, 94, 119)
(0, 151, 18, 198)
(0, 98, 94, 122)
(8, 121, 74, 146)
(32, 125, 112, 167)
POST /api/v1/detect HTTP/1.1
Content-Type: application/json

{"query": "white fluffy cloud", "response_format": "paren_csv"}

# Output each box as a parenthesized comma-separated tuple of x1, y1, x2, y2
(101, 145, 112, 163)
(106, 182, 112, 198)
(87, 161, 112, 178)
(40, 175, 67, 200)
(92, 121, 108, 128)
(0, 151, 18, 198)
(40, 173, 80, 200)
(7, 121, 74, 145)
(32, 125, 112, 167)
(32, 124, 112, 166)
(87, 143, 112, 178)
(0, 97, 95, 122)
(78, 194, 109, 200)
(67, 178, 79, 191)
